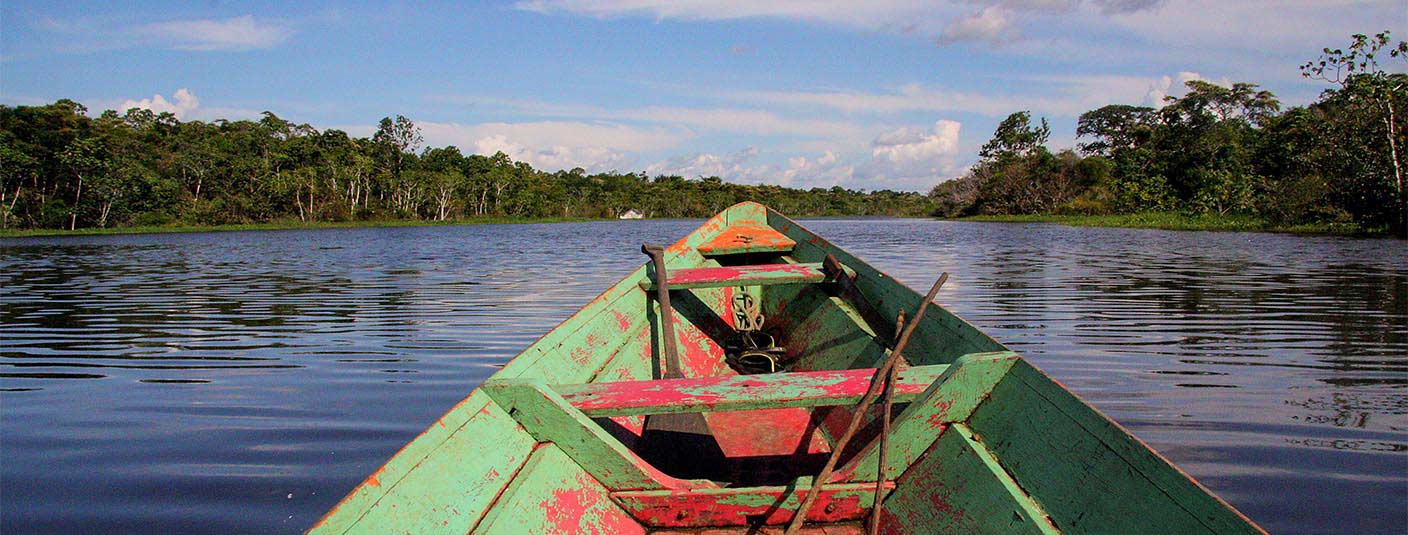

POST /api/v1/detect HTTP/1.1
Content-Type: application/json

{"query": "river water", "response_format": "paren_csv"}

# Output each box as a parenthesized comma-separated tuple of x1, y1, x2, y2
(1, 219, 1404, 534)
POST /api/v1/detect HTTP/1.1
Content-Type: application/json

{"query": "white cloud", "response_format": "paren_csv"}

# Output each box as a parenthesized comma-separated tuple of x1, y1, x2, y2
(872, 120, 961, 164)
(1089, 0, 1163, 14)
(107, 88, 261, 121)
(413, 120, 687, 173)
(645, 146, 762, 178)
(860, 120, 966, 188)
(1142, 71, 1208, 107)
(514, 0, 946, 30)
(778, 150, 856, 188)
(640, 119, 966, 191)
(936, 6, 1017, 45)
(440, 95, 871, 140)
(120, 88, 201, 118)
(516, 0, 1168, 46)
(133, 15, 291, 51)
(726, 72, 1211, 119)
(473, 134, 631, 172)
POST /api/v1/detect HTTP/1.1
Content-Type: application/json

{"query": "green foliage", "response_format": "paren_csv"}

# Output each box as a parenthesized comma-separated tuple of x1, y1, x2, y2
(1076, 105, 1155, 156)
(979, 111, 1050, 161)
(0, 105, 936, 231)
(930, 31, 1406, 237)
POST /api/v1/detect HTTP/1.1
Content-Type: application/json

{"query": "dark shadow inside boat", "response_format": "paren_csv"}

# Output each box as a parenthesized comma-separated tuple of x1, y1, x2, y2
(595, 412, 835, 487)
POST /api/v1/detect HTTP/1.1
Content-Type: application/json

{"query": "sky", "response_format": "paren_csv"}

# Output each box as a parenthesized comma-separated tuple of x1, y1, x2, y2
(2, 1, 1405, 192)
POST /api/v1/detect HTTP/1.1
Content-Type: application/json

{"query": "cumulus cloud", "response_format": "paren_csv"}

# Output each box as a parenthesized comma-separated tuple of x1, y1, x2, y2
(645, 146, 762, 178)
(473, 134, 631, 172)
(120, 88, 201, 118)
(859, 120, 965, 188)
(871, 120, 961, 163)
(936, 6, 1017, 45)
(412, 120, 687, 173)
(132, 15, 291, 51)
(778, 151, 856, 188)
(1142, 71, 1207, 106)
(637, 119, 966, 191)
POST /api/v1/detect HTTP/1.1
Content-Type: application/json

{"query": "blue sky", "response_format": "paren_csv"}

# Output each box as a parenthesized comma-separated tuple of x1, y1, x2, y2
(3, 1, 1405, 191)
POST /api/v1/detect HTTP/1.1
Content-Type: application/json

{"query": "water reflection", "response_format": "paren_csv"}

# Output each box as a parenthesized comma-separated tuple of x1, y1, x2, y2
(1, 220, 1405, 534)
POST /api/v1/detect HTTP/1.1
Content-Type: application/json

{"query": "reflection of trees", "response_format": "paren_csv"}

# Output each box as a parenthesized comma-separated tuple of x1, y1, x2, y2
(1287, 389, 1406, 429)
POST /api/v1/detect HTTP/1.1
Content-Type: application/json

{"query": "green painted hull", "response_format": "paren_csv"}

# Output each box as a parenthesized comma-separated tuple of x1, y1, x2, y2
(309, 202, 1264, 535)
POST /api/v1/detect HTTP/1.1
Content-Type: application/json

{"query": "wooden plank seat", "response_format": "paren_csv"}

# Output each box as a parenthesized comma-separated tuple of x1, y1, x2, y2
(639, 262, 855, 290)
(480, 353, 1022, 493)
(696, 223, 796, 256)
(611, 482, 895, 527)
(556, 365, 950, 417)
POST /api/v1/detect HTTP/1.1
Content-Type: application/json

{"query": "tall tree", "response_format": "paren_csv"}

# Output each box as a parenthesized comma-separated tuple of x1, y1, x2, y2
(979, 111, 1050, 161)
(1302, 31, 1408, 235)
(58, 137, 105, 230)
(1076, 105, 1156, 156)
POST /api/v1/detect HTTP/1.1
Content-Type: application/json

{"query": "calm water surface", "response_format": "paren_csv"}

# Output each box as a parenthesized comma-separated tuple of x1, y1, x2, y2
(1, 219, 1404, 534)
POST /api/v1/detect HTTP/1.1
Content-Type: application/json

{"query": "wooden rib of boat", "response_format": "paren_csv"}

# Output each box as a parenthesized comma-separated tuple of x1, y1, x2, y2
(309, 202, 1265, 535)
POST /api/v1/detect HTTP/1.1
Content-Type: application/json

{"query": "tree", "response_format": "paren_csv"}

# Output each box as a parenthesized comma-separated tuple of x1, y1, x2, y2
(0, 133, 37, 228)
(979, 111, 1049, 161)
(1302, 31, 1408, 235)
(1162, 81, 1280, 127)
(373, 115, 423, 183)
(59, 137, 105, 230)
(1076, 105, 1156, 156)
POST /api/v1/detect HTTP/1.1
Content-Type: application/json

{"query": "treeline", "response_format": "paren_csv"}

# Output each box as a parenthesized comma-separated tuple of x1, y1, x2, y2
(0, 108, 933, 231)
(931, 32, 1407, 236)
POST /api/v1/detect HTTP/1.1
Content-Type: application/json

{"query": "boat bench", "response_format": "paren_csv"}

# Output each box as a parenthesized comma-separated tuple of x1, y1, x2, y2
(638, 261, 856, 290)
(480, 352, 1021, 527)
(482, 353, 1018, 479)
(554, 364, 949, 417)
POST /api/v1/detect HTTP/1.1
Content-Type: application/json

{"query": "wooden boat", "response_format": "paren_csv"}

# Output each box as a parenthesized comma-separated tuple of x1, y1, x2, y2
(309, 202, 1264, 535)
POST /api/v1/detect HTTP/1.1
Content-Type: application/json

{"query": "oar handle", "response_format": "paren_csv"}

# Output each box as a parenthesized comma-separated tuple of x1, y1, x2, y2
(642, 244, 682, 379)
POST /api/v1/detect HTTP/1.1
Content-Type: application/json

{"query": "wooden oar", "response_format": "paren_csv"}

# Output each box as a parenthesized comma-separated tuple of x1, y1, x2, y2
(637, 244, 725, 477)
(641, 244, 682, 379)
(784, 272, 949, 535)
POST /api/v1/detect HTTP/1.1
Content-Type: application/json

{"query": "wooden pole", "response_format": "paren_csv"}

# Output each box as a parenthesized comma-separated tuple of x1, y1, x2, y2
(641, 244, 682, 379)
(868, 310, 906, 535)
(784, 272, 948, 535)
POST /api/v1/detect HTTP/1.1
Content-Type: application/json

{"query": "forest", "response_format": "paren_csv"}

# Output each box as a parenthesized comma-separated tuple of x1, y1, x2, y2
(0, 105, 932, 232)
(2, 32, 1403, 236)
(932, 32, 1408, 237)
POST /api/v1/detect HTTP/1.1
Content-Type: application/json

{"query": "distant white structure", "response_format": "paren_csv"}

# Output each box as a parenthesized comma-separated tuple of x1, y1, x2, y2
(619, 209, 644, 220)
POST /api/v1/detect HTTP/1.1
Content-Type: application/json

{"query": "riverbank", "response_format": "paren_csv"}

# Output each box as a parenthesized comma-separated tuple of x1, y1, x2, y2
(954, 212, 1374, 236)
(0, 216, 610, 238)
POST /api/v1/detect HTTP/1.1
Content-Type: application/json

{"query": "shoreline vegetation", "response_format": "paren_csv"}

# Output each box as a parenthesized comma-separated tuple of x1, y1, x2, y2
(0, 210, 1370, 239)
(2, 32, 1403, 239)
(952, 212, 1368, 236)
(0, 216, 610, 238)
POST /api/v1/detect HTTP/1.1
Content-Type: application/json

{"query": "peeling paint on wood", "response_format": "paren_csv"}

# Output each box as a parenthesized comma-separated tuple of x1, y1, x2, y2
(844, 352, 1019, 481)
(640, 262, 847, 290)
(877, 424, 1057, 535)
(480, 379, 673, 491)
(310, 201, 1265, 535)
(556, 365, 950, 417)
(473, 445, 647, 535)
(612, 482, 893, 527)
(696, 223, 797, 256)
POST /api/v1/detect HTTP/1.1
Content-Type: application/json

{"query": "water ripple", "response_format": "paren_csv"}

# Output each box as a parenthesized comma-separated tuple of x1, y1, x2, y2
(1, 220, 1404, 534)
